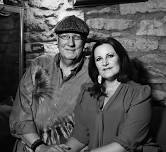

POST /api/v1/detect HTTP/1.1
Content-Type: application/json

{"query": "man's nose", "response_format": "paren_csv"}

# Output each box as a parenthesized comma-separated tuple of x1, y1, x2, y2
(68, 36, 75, 46)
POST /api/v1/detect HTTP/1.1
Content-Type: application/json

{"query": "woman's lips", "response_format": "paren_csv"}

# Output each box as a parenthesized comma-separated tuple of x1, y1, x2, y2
(103, 67, 112, 71)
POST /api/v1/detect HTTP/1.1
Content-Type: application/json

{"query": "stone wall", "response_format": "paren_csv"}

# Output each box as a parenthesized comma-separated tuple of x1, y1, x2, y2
(24, 0, 166, 104)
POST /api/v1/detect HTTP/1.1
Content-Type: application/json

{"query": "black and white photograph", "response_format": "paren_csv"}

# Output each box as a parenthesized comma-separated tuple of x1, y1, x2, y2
(0, 0, 166, 152)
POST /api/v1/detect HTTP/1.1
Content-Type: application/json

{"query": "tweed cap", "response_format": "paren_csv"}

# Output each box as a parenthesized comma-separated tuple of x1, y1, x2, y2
(54, 15, 89, 37)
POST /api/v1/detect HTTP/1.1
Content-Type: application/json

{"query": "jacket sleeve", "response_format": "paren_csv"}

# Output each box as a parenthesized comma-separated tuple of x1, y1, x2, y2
(9, 64, 38, 138)
(113, 85, 152, 151)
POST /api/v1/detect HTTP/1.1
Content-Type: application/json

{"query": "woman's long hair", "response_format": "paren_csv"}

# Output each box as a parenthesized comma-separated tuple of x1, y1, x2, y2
(88, 37, 134, 98)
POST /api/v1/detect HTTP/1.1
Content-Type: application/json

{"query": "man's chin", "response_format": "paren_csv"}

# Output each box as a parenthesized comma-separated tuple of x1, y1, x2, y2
(65, 57, 76, 61)
(61, 57, 76, 65)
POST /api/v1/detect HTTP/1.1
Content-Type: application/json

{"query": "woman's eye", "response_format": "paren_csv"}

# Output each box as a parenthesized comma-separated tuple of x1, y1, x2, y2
(96, 57, 101, 61)
(107, 54, 114, 58)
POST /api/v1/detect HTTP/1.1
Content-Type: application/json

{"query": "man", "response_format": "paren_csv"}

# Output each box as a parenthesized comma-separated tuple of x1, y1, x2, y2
(9, 15, 90, 152)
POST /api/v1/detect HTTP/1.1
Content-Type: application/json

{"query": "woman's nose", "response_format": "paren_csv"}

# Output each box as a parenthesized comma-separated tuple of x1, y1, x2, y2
(102, 59, 109, 66)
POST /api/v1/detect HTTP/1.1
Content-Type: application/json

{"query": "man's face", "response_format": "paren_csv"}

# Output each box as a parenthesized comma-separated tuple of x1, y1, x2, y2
(57, 33, 85, 64)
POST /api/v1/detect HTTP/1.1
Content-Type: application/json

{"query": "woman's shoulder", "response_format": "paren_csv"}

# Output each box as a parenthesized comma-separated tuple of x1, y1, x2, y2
(125, 81, 151, 93)
(122, 81, 151, 103)
(121, 81, 152, 111)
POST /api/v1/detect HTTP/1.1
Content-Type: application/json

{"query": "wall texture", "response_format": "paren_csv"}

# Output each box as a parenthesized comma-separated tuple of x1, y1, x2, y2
(23, 0, 166, 105)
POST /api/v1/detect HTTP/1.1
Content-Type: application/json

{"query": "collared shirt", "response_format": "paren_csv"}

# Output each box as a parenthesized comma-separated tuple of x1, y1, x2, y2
(9, 53, 90, 151)
(58, 53, 85, 82)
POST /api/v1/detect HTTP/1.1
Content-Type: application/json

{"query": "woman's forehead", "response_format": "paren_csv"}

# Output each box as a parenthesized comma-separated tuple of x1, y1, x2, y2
(94, 43, 116, 56)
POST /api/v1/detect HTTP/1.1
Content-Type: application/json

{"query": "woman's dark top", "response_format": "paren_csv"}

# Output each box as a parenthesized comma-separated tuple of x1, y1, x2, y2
(72, 81, 161, 151)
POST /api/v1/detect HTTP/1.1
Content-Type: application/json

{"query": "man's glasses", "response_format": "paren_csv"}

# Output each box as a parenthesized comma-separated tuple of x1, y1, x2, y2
(58, 34, 82, 40)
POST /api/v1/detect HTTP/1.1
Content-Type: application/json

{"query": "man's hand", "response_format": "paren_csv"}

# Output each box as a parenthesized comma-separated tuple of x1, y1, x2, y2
(58, 144, 71, 152)
(35, 144, 68, 152)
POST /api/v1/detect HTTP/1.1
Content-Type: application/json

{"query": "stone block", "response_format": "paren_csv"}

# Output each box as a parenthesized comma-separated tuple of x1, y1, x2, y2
(87, 18, 135, 30)
(116, 37, 158, 52)
(137, 19, 166, 36)
(120, 0, 166, 15)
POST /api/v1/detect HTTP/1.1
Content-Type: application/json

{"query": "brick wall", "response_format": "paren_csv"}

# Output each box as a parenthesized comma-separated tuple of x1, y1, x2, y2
(23, 0, 166, 104)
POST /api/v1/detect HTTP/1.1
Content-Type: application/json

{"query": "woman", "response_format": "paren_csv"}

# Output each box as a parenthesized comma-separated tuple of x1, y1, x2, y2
(59, 38, 161, 152)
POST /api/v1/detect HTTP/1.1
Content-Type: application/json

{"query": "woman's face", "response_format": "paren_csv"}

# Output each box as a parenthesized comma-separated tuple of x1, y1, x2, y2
(94, 43, 120, 80)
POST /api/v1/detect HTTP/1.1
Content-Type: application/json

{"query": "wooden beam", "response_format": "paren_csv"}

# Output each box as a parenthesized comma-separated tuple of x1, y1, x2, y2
(73, 0, 148, 8)
(0, 4, 23, 13)
(0, 3, 24, 79)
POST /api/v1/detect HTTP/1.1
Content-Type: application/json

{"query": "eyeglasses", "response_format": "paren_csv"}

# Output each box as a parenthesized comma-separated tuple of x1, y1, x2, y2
(58, 34, 82, 40)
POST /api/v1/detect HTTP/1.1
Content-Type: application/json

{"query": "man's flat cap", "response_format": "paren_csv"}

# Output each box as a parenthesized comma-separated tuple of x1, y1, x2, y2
(54, 15, 89, 37)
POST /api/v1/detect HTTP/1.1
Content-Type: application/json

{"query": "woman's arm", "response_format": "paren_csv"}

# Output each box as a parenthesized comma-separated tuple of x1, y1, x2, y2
(90, 142, 126, 152)
(112, 85, 152, 151)
(62, 140, 126, 152)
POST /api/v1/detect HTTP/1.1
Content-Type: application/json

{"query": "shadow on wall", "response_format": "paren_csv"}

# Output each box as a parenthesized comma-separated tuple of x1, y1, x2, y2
(130, 58, 151, 85)
(130, 58, 166, 152)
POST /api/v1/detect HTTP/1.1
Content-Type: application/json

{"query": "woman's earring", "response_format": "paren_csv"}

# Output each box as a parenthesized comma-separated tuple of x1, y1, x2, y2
(98, 75, 102, 84)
